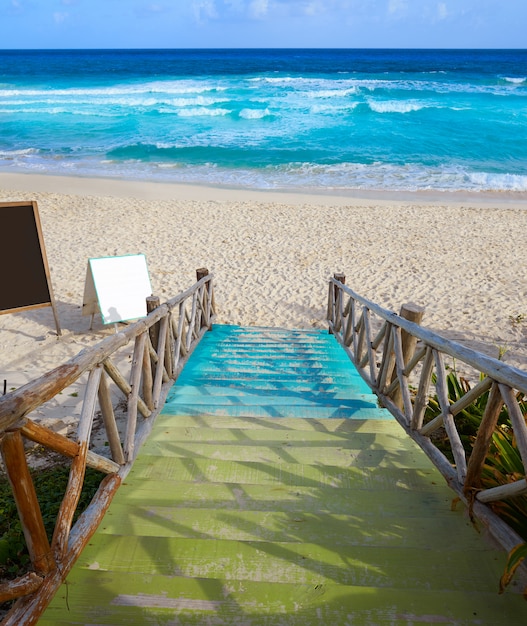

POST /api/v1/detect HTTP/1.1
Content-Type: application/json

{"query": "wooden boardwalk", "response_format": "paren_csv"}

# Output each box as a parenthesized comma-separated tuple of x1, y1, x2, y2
(39, 325, 527, 625)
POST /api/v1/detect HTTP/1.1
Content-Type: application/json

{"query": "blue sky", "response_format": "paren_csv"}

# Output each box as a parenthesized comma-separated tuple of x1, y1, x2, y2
(1, 0, 526, 49)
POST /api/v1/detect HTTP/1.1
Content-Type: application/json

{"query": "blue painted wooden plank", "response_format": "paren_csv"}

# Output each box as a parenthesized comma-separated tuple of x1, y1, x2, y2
(161, 403, 391, 420)
(168, 384, 372, 398)
(166, 325, 379, 420)
(166, 392, 379, 408)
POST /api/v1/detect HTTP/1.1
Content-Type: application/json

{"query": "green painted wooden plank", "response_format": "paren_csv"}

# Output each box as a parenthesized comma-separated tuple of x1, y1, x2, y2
(40, 570, 527, 626)
(155, 415, 398, 433)
(113, 476, 459, 513)
(136, 441, 421, 466)
(97, 504, 487, 550)
(69, 534, 507, 592)
(144, 425, 419, 450)
(129, 453, 444, 485)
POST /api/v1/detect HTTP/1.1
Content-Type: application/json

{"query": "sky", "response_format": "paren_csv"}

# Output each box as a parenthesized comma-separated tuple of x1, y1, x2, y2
(1, 0, 526, 49)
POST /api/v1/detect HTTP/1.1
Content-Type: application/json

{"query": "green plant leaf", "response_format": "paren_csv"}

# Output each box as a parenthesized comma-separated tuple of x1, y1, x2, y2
(499, 542, 527, 597)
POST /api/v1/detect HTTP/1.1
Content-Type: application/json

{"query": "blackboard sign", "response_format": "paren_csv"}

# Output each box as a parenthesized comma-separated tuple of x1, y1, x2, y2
(0, 201, 61, 335)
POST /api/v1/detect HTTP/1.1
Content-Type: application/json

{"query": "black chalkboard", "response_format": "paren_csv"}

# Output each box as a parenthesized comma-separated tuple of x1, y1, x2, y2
(0, 201, 61, 334)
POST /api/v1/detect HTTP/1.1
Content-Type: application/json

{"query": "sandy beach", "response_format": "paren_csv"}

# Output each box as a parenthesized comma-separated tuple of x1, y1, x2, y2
(1, 172, 527, 435)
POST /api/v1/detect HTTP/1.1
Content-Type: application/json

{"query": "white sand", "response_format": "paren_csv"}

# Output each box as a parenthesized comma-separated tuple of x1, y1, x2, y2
(1, 172, 527, 440)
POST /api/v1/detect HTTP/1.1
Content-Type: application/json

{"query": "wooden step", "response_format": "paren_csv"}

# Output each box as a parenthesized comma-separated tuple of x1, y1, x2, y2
(39, 326, 527, 625)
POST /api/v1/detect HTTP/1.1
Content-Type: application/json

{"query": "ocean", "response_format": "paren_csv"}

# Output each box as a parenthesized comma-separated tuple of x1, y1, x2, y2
(0, 48, 526, 193)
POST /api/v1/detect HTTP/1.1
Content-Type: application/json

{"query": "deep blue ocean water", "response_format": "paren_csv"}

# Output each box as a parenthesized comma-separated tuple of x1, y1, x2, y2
(0, 48, 526, 193)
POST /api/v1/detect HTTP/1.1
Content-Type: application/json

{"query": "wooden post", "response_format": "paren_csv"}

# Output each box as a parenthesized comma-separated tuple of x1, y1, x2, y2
(0, 431, 55, 575)
(124, 331, 147, 461)
(196, 267, 209, 282)
(97, 370, 125, 465)
(464, 382, 504, 498)
(329, 273, 345, 334)
(390, 302, 425, 408)
(142, 338, 154, 411)
(146, 295, 161, 352)
(399, 302, 425, 361)
(196, 268, 212, 330)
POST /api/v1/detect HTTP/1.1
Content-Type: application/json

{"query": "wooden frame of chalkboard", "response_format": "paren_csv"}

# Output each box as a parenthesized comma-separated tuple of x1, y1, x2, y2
(0, 201, 61, 336)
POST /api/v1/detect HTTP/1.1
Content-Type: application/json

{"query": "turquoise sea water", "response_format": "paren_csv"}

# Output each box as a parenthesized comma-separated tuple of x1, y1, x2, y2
(0, 48, 526, 193)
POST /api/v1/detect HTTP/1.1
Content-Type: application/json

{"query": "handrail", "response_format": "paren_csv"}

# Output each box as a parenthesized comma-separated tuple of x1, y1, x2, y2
(0, 270, 216, 621)
(327, 275, 527, 558)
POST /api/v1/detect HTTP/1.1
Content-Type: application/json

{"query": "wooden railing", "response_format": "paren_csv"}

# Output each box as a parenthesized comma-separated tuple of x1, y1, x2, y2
(327, 274, 527, 558)
(0, 269, 215, 622)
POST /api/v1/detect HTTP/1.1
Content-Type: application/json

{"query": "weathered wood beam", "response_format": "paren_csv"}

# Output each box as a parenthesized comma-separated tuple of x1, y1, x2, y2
(0, 572, 44, 604)
(412, 346, 435, 430)
(0, 431, 55, 575)
(393, 326, 414, 425)
(0, 304, 167, 432)
(52, 366, 101, 558)
(3, 473, 121, 626)
(103, 357, 150, 419)
(97, 369, 125, 466)
(464, 382, 504, 498)
(476, 478, 527, 503)
(153, 314, 170, 409)
(499, 383, 527, 469)
(329, 278, 527, 395)
(433, 350, 467, 483)
(390, 303, 425, 409)
(124, 332, 147, 460)
(21, 418, 120, 473)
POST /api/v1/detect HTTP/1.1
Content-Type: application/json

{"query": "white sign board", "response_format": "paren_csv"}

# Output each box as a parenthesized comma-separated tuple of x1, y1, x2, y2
(82, 254, 152, 324)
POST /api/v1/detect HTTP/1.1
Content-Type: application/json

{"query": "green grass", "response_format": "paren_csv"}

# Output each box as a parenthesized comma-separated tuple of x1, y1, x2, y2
(0, 464, 103, 579)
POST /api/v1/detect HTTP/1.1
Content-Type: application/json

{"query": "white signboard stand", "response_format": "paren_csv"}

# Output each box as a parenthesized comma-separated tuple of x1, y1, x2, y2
(82, 254, 152, 326)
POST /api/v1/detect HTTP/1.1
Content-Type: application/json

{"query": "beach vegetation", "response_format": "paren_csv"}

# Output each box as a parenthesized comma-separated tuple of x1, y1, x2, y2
(423, 369, 527, 594)
(500, 542, 527, 599)
(424, 369, 527, 540)
(0, 465, 103, 580)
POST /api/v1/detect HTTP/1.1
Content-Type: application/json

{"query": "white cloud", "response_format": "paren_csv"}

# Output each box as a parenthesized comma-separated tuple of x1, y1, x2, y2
(192, 0, 218, 23)
(437, 2, 448, 20)
(388, 0, 408, 16)
(53, 11, 68, 23)
(303, 1, 326, 17)
(147, 4, 165, 13)
(224, 0, 245, 11)
(249, 0, 269, 19)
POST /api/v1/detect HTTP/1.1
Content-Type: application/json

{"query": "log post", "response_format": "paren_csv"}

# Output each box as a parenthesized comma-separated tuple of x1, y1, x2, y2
(97, 370, 125, 465)
(124, 331, 147, 461)
(390, 302, 425, 409)
(146, 295, 161, 352)
(0, 431, 55, 575)
(142, 338, 154, 411)
(329, 273, 345, 334)
(196, 268, 212, 330)
(464, 382, 504, 498)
